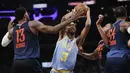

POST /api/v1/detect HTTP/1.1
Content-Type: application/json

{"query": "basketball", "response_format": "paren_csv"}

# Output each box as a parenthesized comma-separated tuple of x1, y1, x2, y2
(61, 3, 88, 21)
(74, 3, 88, 16)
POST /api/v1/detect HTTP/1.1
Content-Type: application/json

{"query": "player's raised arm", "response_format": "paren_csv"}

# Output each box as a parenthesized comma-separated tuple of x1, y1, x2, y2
(96, 15, 109, 44)
(30, 8, 84, 34)
(76, 7, 91, 47)
(1, 21, 14, 47)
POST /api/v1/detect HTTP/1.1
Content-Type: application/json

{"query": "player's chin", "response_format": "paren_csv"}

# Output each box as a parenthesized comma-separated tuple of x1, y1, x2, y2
(69, 30, 76, 34)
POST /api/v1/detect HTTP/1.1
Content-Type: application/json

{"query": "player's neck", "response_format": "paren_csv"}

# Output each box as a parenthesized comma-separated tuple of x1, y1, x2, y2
(18, 19, 27, 24)
(67, 33, 75, 40)
(116, 17, 126, 21)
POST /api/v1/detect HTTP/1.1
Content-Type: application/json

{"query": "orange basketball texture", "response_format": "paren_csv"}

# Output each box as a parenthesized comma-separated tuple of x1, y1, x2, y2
(61, 3, 88, 21)
(74, 3, 88, 16)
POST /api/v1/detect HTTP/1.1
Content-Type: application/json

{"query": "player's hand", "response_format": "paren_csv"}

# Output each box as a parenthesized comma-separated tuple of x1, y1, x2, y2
(61, 11, 73, 22)
(86, 7, 90, 17)
(96, 14, 104, 25)
(61, 15, 66, 22)
(85, 7, 91, 26)
(8, 20, 14, 30)
(78, 46, 84, 53)
(71, 8, 85, 21)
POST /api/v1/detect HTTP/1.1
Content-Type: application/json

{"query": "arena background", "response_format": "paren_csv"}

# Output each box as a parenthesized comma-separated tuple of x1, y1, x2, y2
(0, 0, 130, 73)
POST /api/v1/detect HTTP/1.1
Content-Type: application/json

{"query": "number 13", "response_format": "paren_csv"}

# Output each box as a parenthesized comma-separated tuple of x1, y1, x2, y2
(15, 28, 25, 43)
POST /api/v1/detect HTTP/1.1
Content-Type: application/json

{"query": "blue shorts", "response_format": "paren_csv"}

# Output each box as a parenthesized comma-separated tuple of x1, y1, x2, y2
(105, 50, 130, 73)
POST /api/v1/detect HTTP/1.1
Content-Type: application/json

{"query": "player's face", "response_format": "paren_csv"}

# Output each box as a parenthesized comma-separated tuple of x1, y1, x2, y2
(25, 12, 30, 21)
(66, 22, 76, 34)
(103, 23, 111, 32)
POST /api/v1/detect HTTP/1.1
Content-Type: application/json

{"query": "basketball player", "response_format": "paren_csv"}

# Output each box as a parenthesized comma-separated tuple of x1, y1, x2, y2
(2, 7, 84, 73)
(96, 6, 130, 73)
(50, 7, 91, 73)
(79, 23, 111, 73)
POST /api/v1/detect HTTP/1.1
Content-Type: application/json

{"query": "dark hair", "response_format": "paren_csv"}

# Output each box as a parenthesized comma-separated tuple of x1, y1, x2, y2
(114, 6, 127, 18)
(14, 7, 26, 21)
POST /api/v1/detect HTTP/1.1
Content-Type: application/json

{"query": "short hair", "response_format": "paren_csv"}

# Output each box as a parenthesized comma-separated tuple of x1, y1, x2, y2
(114, 6, 127, 18)
(14, 7, 27, 21)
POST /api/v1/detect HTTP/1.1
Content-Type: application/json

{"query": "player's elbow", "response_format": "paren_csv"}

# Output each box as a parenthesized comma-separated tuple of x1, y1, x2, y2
(90, 53, 98, 60)
(1, 32, 12, 47)
(85, 23, 91, 29)
(86, 20, 91, 26)
(85, 56, 97, 60)
(88, 23, 91, 26)
(1, 39, 12, 47)
(86, 24, 91, 28)
(1, 41, 7, 47)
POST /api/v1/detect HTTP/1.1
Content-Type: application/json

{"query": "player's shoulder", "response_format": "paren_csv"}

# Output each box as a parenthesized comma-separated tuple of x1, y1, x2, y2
(57, 36, 67, 43)
(29, 20, 44, 27)
(126, 21, 130, 25)
(120, 21, 129, 27)
(125, 21, 130, 27)
(29, 20, 39, 27)
(29, 20, 39, 23)
(29, 20, 38, 25)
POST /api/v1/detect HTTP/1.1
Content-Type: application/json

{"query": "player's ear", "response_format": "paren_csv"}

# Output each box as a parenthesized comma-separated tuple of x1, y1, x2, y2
(24, 12, 28, 19)
(23, 14, 26, 19)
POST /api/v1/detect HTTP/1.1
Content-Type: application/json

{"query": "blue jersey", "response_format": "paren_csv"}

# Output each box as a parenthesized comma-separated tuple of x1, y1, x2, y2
(107, 20, 130, 58)
(105, 20, 130, 73)
(12, 22, 40, 59)
(107, 20, 129, 49)
(51, 36, 78, 70)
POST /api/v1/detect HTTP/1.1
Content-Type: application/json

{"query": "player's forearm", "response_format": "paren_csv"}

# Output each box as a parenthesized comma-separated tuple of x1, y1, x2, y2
(53, 18, 75, 33)
(81, 53, 98, 60)
(78, 26, 90, 46)
(83, 13, 91, 39)
(96, 25, 108, 44)
(80, 9, 91, 44)
(86, 19, 91, 26)
(85, 10, 91, 26)
(1, 32, 12, 47)
(77, 16, 91, 46)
